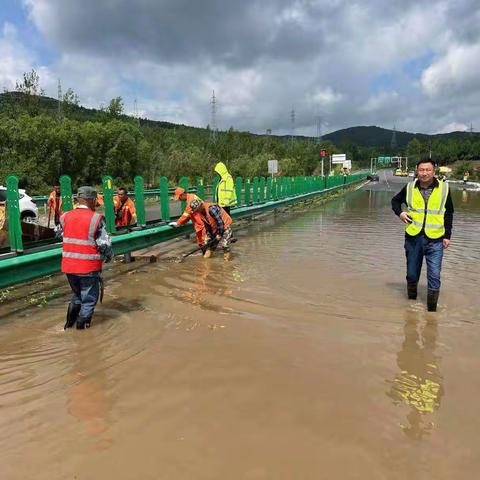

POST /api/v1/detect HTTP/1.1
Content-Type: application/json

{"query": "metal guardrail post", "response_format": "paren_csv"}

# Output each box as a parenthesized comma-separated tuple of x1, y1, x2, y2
(60, 175, 73, 212)
(266, 177, 272, 200)
(6, 175, 23, 253)
(102, 176, 116, 233)
(179, 177, 189, 211)
(134, 176, 146, 226)
(212, 176, 219, 202)
(195, 176, 205, 200)
(235, 177, 243, 206)
(160, 176, 170, 221)
(244, 178, 251, 205)
(259, 177, 265, 203)
(252, 177, 259, 204)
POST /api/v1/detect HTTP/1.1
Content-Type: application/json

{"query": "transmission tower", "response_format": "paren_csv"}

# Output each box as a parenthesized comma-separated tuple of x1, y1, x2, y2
(210, 90, 217, 142)
(470, 122, 474, 136)
(133, 98, 140, 127)
(57, 78, 63, 123)
(315, 114, 322, 144)
(390, 125, 397, 153)
(290, 106, 296, 143)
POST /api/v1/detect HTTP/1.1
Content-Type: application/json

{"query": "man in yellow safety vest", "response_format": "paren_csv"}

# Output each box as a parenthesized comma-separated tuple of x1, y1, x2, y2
(391, 158, 454, 312)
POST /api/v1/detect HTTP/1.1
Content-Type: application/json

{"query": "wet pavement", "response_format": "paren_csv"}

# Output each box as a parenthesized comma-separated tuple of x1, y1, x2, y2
(1, 171, 479, 479)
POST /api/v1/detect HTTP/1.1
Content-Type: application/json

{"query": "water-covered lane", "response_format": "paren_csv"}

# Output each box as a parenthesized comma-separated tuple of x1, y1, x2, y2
(1, 178, 479, 479)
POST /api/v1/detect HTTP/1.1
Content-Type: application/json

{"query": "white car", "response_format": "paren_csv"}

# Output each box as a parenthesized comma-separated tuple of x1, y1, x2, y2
(0, 186, 39, 222)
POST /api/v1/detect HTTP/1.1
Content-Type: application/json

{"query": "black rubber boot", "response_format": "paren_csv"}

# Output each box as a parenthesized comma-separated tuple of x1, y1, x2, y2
(427, 289, 440, 312)
(407, 282, 418, 300)
(76, 316, 92, 330)
(64, 303, 81, 329)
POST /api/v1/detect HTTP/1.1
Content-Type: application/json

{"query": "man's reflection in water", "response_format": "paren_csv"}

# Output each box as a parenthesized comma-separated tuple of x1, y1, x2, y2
(387, 311, 444, 439)
(65, 335, 113, 450)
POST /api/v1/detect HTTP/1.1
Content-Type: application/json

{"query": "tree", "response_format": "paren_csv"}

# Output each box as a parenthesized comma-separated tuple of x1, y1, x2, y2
(106, 96, 124, 117)
(15, 69, 45, 116)
(62, 88, 80, 117)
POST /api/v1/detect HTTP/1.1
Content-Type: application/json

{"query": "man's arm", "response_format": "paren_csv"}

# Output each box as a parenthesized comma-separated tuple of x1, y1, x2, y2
(95, 217, 113, 262)
(444, 190, 454, 240)
(391, 185, 407, 216)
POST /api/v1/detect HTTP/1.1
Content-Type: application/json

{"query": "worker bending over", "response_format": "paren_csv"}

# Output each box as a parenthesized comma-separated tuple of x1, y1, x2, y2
(168, 187, 203, 242)
(190, 198, 233, 258)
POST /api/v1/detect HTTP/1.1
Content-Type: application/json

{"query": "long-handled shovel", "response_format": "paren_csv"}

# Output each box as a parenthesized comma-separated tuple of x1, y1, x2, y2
(178, 238, 237, 263)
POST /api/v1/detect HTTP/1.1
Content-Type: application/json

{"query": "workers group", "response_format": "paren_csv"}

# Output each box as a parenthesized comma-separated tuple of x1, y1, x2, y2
(57, 162, 235, 329)
(50, 157, 455, 330)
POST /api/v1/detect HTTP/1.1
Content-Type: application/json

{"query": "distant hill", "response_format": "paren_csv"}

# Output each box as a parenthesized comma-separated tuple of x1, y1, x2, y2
(322, 126, 479, 149)
(1, 92, 478, 148)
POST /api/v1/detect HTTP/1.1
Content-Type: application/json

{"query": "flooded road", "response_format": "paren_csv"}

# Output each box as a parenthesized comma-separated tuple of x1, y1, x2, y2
(1, 173, 479, 479)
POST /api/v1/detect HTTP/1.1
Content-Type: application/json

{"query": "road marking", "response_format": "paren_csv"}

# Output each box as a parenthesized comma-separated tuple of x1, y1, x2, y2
(383, 170, 390, 189)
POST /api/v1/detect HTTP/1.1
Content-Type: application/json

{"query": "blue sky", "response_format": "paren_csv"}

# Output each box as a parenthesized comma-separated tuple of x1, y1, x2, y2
(1, 0, 479, 135)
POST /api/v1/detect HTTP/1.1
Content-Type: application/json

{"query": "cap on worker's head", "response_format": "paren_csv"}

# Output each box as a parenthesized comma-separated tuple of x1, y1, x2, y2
(189, 198, 203, 212)
(173, 187, 185, 200)
(77, 186, 98, 200)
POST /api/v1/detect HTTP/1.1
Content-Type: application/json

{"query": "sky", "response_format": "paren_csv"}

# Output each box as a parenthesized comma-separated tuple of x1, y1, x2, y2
(1, 0, 479, 136)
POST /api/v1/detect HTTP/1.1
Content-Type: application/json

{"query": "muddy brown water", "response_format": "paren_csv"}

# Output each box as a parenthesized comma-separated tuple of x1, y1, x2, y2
(1, 177, 479, 480)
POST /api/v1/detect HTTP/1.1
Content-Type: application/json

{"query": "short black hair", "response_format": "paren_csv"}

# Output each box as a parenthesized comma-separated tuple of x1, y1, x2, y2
(416, 158, 436, 167)
(118, 187, 127, 194)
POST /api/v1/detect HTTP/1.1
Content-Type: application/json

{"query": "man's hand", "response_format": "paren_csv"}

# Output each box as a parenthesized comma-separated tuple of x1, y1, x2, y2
(399, 212, 413, 224)
(168, 222, 178, 227)
(443, 238, 450, 249)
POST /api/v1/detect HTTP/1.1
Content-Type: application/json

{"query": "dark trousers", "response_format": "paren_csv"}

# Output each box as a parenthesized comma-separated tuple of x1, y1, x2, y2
(405, 235, 444, 290)
(66, 272, 100, 318)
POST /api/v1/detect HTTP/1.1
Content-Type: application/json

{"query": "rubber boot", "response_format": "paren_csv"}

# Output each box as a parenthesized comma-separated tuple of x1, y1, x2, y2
(64, 303, 81, 329)
(203, 249, 212, 258)
(427, 289, 439, 312)
(407, 282, 418, 300)
(76, 315, 92, 330)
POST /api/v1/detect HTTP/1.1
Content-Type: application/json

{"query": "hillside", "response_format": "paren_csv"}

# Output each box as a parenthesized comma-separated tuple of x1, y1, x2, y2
(322, 126, 479, 149)
(1, 92, 478, 148)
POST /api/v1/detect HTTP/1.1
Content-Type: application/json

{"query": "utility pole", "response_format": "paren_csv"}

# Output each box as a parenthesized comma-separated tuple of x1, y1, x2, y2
(210, 90, 217, 142)
(57, 78, 63, 123)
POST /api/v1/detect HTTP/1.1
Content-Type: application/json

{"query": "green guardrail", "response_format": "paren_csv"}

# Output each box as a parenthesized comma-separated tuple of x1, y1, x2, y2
(0, 172, 367, 288)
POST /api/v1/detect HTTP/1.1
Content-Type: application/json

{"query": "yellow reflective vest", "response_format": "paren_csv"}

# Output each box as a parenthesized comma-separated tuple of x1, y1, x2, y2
(215, 162, 237, 207)
(405, 179, 448, 239)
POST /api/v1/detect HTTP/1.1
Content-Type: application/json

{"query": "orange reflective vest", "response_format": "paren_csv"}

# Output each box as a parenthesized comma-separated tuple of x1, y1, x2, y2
(48, 191, 62, 218)
(113, 196, 136, 227)
(61, 208, 103, 274)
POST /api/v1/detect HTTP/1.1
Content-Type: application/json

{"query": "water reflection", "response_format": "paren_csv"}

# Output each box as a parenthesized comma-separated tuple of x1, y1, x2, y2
(387, 311, 444, 439)
(65, 335, 113, 449)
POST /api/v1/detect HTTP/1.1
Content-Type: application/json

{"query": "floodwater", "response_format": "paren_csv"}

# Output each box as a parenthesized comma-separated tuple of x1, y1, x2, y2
(1, 172, 480, 480)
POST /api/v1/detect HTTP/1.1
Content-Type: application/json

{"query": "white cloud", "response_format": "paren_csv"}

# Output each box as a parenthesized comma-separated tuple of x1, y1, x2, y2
(1, 0, 477, 135)
(421, 43, 480, 97)
(436, 122, 469, 134)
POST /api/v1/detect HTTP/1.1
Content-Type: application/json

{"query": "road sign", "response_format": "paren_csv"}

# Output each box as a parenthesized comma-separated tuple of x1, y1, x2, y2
(332, 154, 346, 164)
(268, 159, 278, 174)
(320, 149, 326, 157)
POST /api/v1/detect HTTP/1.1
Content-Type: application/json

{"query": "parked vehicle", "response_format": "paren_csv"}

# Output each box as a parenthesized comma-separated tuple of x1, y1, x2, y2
(0, 187, 39, 222)
(394, 168, 403, 176)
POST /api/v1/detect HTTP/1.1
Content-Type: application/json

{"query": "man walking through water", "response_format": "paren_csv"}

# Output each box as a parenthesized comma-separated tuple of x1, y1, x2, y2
(391, 158, 454, 312)
(58, 186, 113, 329)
